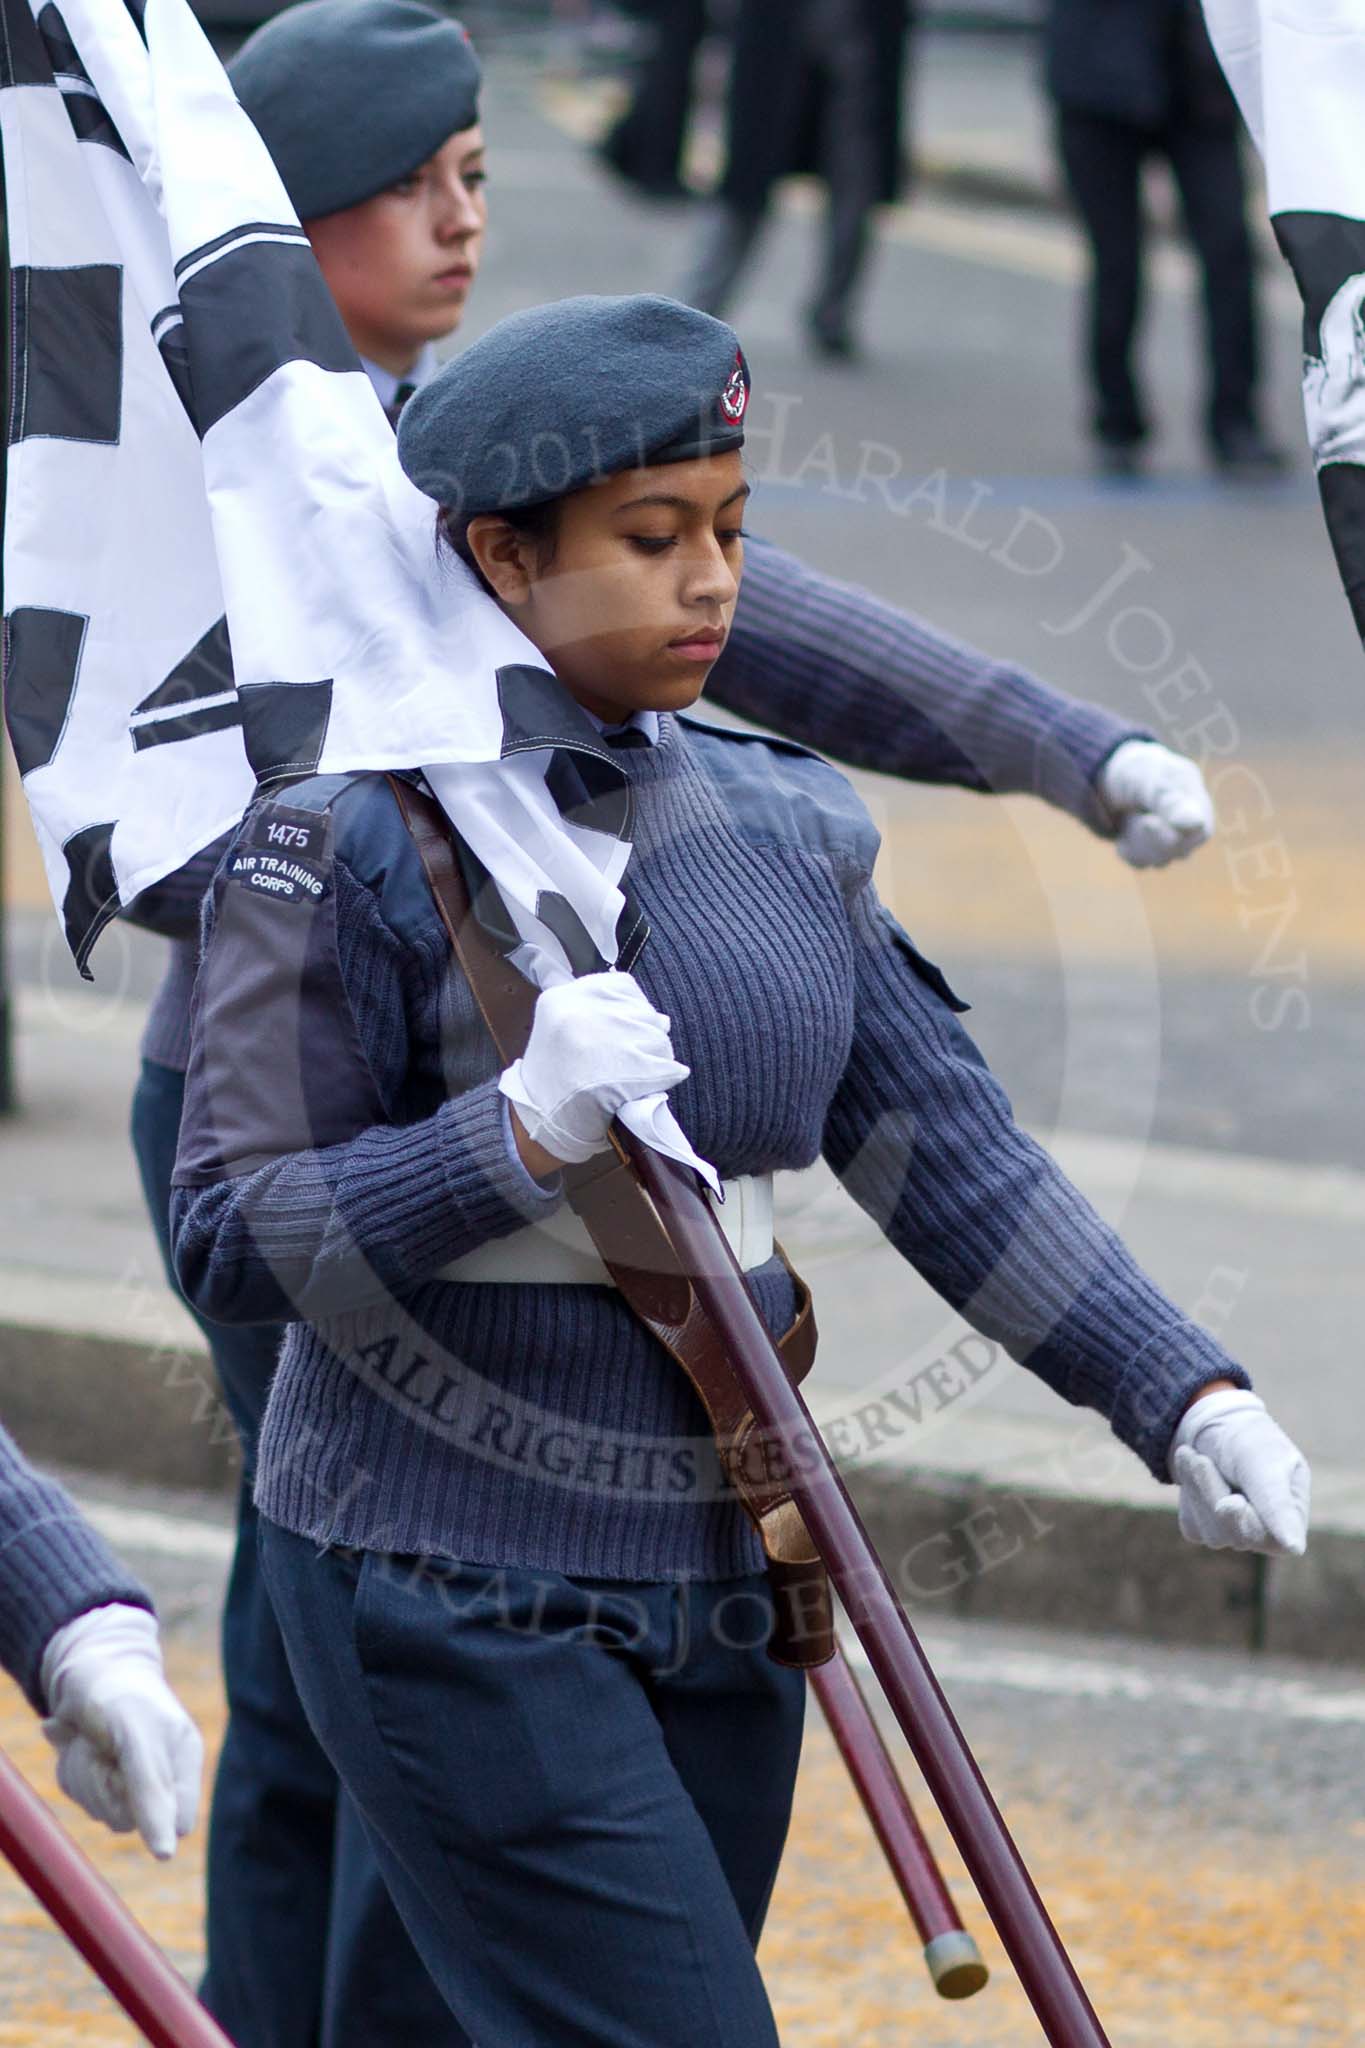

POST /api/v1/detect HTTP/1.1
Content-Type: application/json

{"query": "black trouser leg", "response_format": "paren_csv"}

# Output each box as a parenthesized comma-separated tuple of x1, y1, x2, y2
(130, 1059, 467, 2048)
(604, 0, 709, 189)
(1164, 116, 1259, 443)
(1055, 111, 1150, 447)
(808, 33, 883, 346)
(682, 200, 768, 317)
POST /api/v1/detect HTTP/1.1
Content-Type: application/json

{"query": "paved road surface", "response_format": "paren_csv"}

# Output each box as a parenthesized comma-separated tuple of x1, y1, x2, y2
(1, 1479, 1362, 2046)
(2, 32, 1363, 2043)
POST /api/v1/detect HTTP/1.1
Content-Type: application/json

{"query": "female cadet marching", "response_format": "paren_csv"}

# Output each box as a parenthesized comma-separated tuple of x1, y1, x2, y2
(168, 294, 1308, 2043)
(128, 8, 1219, 2037)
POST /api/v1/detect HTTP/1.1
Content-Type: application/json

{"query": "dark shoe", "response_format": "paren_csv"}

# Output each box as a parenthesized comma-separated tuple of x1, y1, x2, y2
(1210, 422, 1291, 477)
(1095, 439, 1143, 479)
(595, 137, 695, 204)
(807, 317, 859, 362)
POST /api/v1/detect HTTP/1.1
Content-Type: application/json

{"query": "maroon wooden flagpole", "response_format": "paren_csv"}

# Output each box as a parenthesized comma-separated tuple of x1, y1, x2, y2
(0, 1745, 232, 2048)
(623, 1136, 1112, 2048)
(811, 1654, 987, 1999)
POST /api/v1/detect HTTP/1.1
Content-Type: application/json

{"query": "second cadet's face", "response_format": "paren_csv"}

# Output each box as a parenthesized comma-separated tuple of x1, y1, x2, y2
(304, 127, 487, 375)
(469, 454, 749, 726)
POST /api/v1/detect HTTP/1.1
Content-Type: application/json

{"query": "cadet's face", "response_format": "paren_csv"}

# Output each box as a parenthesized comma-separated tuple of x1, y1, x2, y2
(305, 127, 487, 375)
(470, 454, 748, 725)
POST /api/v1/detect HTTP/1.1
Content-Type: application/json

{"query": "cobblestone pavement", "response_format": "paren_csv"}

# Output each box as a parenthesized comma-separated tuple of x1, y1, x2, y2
(2, 1612, 1361, 2046)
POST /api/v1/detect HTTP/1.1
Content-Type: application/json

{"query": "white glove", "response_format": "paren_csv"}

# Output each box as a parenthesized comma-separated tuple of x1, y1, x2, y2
(499, 970, 690, 1166)
(1098, 740, 1215, 868)
(1169, 1389, 1310, 1556)
(40, 1604, 203, 1859)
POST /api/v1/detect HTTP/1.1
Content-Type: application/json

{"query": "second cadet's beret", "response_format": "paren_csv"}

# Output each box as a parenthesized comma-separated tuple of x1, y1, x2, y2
(396, 294, 751, 515)
(230, 0, 481, 222)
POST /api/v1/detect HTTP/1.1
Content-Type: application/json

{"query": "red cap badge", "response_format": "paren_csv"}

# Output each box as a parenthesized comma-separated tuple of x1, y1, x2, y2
(719, 351, 749, 424)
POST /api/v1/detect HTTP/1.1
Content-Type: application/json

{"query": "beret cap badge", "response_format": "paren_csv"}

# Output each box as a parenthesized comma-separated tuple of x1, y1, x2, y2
(720, 353, 749, 425)
(397, 295, 753, 517)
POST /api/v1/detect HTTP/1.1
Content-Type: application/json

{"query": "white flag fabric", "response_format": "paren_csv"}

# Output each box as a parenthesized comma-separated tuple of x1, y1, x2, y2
(1203, 0, 1365, 640)
(0, 0, 715, 1184)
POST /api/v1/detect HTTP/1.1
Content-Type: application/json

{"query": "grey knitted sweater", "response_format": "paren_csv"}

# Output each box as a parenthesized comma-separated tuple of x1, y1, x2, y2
(170, 713, 1240, 1580)
(0, 1424, 153, 1711)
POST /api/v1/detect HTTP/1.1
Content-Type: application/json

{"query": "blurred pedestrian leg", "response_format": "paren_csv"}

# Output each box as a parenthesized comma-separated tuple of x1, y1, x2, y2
(807, 0, 884, 355)
(681, 0, 910, 357)
(1165, 116, 1259, 459)
(599, 0, 709, 199)
(684, 199, 764, 317)
(1055, 114, 1151, 459)
(1046, 0, 1285, 475)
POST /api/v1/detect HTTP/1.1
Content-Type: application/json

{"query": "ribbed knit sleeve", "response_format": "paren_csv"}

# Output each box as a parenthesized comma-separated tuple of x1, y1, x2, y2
(0, 1426, 153, 1713)
(171, 833, 562, 1328)
(712, 537, 1147, 833)
(823, 883, 1248, 1478)
(173, 1082, 558, 1326)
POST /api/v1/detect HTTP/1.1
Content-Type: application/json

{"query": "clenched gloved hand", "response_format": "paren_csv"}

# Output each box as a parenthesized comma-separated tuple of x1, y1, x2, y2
(1169, 1389, 1310, 1556)
(1098, 740, 1215, 868)
(41, 1604, 203, 1858)
(499, 970, 690, 1166)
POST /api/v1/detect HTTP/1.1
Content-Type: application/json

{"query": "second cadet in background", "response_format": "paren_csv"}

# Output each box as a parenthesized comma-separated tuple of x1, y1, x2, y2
(129, 6, 486, 2043)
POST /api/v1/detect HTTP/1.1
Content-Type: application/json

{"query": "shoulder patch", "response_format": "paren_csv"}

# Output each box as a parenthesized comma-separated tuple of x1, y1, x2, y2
(226, 805, 330, 906)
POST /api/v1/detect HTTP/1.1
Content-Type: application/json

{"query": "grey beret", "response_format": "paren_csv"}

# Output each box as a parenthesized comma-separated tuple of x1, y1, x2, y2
(230, 0, 481, 222)
(396, 294, 751, 515)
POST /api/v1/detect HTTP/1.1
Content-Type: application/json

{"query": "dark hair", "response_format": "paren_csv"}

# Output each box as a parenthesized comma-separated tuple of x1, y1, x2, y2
(435, 500, 561, 596)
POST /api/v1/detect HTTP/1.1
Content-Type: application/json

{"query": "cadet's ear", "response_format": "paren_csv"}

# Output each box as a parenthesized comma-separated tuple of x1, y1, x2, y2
(465, 516, 535, 605)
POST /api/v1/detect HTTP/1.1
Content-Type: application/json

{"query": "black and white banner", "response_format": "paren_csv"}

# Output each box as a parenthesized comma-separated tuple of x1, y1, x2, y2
(0, 0, 713, 1181)
(1204, 0, 1365, 641)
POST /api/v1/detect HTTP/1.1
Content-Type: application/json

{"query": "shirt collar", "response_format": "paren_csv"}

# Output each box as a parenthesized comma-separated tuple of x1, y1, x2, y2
(361, 342, 439, 412)
(584, 707, 660, 748)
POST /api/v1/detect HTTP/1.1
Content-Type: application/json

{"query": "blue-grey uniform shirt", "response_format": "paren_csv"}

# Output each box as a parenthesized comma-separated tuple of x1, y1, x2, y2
(170, 707, 1239, 1582)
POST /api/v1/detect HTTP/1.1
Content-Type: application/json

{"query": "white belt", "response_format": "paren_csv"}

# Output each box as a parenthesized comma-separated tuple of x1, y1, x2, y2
(438, 1173, 775, 1286)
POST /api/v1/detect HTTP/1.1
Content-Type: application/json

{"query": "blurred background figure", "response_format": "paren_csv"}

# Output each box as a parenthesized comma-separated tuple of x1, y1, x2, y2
(681, 0, 911, 358)
(598, 0, 709, 200)
(1044, 0, 1286, 477)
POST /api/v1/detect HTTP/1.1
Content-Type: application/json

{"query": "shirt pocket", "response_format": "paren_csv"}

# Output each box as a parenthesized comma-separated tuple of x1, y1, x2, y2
(886, 921, 970, 1015)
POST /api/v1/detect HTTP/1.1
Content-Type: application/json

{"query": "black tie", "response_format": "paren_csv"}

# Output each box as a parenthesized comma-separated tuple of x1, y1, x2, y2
(385, 381, 418, 428)
(605, 727, 652, 750)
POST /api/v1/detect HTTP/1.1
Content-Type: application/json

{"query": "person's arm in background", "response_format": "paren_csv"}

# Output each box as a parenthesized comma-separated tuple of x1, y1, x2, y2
(122, 835, 231, 943)
(0, 1423, 201, 1856)
(710, 537, 1213, 867)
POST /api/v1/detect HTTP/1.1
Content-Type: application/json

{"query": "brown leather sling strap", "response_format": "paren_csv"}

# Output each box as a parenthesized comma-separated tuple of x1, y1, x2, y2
(388, 776, 834, 1669)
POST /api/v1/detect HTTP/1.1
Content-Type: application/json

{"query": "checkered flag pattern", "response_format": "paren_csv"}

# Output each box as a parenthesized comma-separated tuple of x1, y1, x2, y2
(0, 0, 716, 1184)
(0, 0, 611, 967)
(1204, 0, 1365, 645)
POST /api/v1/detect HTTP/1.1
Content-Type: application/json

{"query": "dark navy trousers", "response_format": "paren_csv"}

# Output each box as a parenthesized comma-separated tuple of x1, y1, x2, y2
(131, 1059, 464, 2047)
(259, 1528, 807, 2046)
